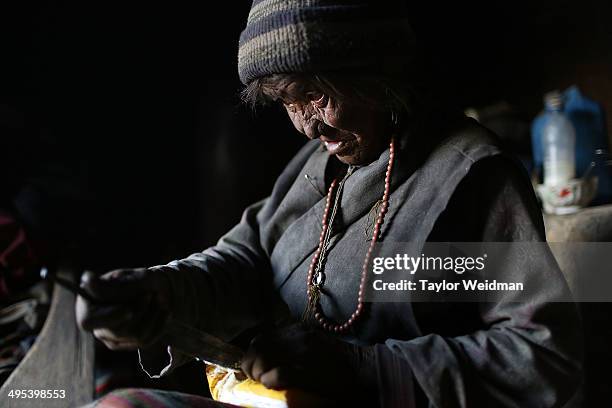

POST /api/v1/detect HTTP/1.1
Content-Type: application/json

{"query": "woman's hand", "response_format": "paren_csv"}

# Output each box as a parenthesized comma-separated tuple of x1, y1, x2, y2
(75, 268, 172, 351)
(241, 324, 376, 404)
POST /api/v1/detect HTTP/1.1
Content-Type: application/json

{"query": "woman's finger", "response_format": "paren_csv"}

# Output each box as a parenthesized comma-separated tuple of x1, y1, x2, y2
(242, 333, 272, 378)
(78, 303, 134, 331)
(76, 295, 130, 331)
(116, 296, 168, 346)
(241, 328, 312, 379)
(80, 269, 154, 303)
(260, 365, 303, 390)
(95, 331, 140, 351)
(241, 340, 258, 379)
(94, 328, 133, 345)
(249, 354, 278, 382)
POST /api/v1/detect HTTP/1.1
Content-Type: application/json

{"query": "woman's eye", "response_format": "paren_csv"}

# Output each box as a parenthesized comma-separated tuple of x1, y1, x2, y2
(308, 92, 328, 107)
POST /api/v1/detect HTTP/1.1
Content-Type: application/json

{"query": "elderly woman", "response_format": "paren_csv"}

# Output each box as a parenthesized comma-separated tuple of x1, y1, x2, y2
(77, 1, 581, 407)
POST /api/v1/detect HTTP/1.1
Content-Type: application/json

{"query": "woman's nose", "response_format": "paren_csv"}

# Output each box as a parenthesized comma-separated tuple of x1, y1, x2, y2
(315, 121, 339, 139)
(304, 121, 329, 140)
(304, 120, 325, 140)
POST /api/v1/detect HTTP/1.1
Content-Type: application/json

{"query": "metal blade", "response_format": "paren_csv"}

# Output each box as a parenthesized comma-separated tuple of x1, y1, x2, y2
(163, 318, 244, 371)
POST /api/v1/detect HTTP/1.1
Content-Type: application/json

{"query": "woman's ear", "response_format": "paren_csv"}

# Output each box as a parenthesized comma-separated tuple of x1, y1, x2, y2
(391, 109, 401, 129)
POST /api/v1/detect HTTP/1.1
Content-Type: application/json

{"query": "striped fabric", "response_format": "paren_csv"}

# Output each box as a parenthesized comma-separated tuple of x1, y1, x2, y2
(85, 388, 239, 408)
(237, 0, 416, 84)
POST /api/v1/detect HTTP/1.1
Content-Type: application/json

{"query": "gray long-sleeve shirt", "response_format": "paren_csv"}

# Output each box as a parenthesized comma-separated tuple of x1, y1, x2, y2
(145, 118, 582, 407)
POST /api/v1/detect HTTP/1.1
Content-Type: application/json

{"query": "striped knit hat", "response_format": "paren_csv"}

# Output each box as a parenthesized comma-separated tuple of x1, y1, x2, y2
(238, 0, 416, 85)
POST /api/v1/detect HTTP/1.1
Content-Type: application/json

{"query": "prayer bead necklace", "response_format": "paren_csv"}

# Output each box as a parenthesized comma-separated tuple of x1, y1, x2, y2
(304, 137, 395, 332)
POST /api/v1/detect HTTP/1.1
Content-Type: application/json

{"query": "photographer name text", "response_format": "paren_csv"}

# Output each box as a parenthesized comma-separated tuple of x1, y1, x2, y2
(372, 279, 524, 292)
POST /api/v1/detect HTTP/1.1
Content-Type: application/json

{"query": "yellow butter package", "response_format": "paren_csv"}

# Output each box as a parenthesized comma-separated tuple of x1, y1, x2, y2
(206, 364, 289, 408)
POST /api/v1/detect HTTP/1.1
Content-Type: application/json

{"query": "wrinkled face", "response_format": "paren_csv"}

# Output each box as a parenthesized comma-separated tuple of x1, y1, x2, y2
(279, 81, 390, 165)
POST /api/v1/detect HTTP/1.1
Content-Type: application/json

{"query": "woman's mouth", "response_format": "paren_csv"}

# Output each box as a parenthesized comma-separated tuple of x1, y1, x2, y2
(323, 139, 354, 156)
(324, 140, 345, 154)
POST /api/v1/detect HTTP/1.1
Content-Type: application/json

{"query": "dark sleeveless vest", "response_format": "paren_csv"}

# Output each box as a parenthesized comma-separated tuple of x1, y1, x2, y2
(266, 120, 503, 344)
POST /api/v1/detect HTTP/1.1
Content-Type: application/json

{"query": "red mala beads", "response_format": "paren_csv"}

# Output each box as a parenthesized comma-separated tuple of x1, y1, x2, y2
(305, 137, 395, 332)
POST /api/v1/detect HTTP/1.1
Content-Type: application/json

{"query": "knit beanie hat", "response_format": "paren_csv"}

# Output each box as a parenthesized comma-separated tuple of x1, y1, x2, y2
(237, 0, 416, 85)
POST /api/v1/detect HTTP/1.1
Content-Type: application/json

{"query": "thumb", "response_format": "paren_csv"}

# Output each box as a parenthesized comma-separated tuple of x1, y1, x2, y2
(79, 269, 154, 303)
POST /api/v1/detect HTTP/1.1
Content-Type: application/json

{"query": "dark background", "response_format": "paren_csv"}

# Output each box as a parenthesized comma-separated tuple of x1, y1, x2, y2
(1, 0, 611, 269)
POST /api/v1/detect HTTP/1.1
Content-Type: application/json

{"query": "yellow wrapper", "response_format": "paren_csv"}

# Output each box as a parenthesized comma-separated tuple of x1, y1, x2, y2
(206, 364, 288, 408)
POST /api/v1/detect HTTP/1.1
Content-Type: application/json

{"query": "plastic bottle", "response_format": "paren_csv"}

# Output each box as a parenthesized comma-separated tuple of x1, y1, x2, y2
(542, 91, 576, 186)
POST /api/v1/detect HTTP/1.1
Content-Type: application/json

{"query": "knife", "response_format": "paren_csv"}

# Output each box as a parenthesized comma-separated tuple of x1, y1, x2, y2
(42, 267, 245, 371)
(163, 317, 244, 371)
